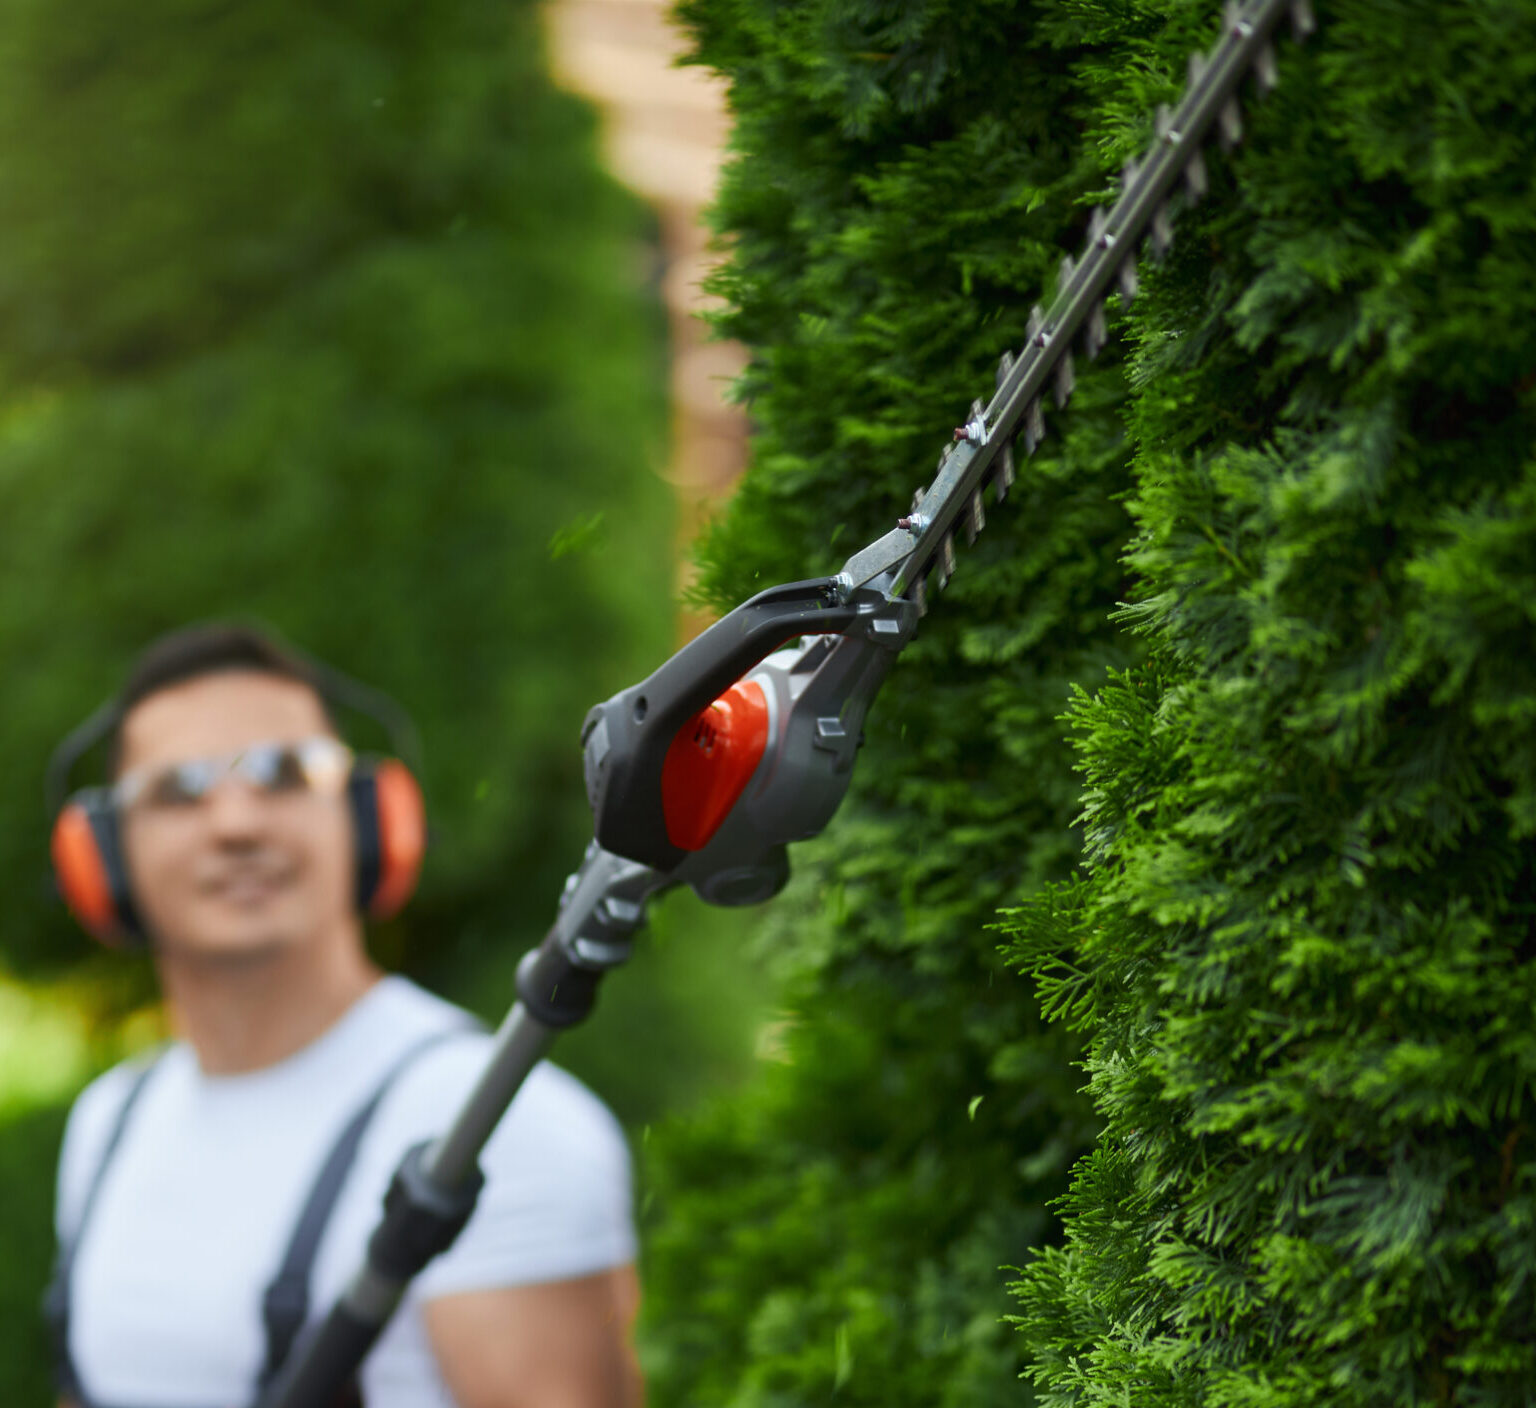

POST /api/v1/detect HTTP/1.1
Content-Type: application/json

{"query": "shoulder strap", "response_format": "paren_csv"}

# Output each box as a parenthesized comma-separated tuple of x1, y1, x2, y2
(256, 1023, 480, 1394)
(44, 1050, 169, 1406)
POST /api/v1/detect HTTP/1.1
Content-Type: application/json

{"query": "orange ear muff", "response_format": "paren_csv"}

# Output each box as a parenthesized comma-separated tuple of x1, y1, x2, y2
(363, 760, 425, 919)
(51, 802, 134, 946)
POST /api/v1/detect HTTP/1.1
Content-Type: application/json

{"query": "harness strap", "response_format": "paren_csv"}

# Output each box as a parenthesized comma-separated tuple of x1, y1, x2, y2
(44, 1050, 168, 1407)
(256, 1025, 473, 1392)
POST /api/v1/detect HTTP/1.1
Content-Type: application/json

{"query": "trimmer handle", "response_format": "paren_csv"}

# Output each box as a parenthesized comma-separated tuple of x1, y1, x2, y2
(582, 577, 857, 871)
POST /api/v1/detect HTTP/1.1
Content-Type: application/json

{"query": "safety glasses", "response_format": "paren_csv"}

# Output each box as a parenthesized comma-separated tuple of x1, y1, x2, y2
(110, 737, 354, 812)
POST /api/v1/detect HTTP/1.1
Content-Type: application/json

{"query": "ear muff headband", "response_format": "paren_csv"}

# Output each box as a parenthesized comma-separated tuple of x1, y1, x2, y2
(48, 652, 428, 944)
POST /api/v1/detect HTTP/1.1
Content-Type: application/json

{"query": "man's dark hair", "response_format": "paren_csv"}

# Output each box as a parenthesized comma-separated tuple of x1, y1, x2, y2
(109, 622, 336, 772)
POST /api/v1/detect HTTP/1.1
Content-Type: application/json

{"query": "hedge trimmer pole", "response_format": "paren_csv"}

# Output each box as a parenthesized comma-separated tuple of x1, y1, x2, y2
(258, 846, 670, 1408)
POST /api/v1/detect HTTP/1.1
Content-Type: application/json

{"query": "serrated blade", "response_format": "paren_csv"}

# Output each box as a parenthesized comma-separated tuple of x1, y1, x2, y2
(828, 0, 1312, 606)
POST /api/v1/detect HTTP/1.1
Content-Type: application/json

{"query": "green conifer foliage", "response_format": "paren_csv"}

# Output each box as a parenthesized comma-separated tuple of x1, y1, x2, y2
(642, 2, 1140, 1402)
(648, 0, 1534, 1401)
(0, 0, 670, 975)
(1003, 2, 1536, 1402)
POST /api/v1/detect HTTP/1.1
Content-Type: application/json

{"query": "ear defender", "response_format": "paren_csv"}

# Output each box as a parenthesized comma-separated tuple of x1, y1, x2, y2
(347, 759, 426, 920)
(50, 798, 144, 948)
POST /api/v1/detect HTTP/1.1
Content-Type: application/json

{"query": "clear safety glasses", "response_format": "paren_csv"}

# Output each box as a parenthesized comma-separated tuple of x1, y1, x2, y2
(110, 737, 354, 812)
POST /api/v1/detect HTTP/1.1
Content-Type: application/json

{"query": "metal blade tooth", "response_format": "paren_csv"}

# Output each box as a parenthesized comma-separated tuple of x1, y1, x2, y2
(939, 532, 957, 586)
(1088, 206, 1112, 253)
(1253, 40, 1278, 92)
(1026, 303, 1046, 348)
(1121, 156, 1141, 195)
(995, 348, 1015, 390)
(1024, 396, 1045, 451)
(1117, 256, 1140, 306)
(966, 488, 985, 545)
(1081, 299, 1108, 360)
(1219, 96, 1243, 151)
(1223, 0, 1247, 37)
(912, 572, 928, 616)
(1184, 146, 1209, 202)
(1059, 253, 1076, 296)
(934, 548, 952, 593)
(996, 439, 1016, 501)
(1150, 202, 1174, 258)
(1291, 0, 1316, 38)
(910, 485, 927, 513)
(1054, 348, 1075, 410)
(1188, 48, 1208, 86)
(1155, 103, 1181, 151)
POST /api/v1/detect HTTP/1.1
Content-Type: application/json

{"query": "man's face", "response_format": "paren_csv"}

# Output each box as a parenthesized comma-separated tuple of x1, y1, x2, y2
(117, 671, 356, 962)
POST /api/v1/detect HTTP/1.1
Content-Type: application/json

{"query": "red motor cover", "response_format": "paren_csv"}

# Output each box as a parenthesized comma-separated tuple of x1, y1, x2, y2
(661, 679, 770, 852)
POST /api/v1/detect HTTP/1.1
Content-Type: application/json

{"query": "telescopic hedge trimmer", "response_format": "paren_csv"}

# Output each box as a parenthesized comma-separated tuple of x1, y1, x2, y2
(260, 2, 1315, 1401)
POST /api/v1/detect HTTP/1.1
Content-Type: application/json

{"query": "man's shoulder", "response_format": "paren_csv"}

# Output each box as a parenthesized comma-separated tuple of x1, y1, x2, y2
(56, 1045, 180, 1235)
(370, 1009, 628, 1172)
(65, 1044, 179, 1144)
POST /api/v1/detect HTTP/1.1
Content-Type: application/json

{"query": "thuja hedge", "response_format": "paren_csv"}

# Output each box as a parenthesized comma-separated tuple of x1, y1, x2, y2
(644, 0, 1535, 1404)
(1004, 3, 1536, 1403)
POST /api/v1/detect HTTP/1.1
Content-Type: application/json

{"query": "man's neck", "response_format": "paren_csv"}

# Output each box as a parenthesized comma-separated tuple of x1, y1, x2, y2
(156, 930, 383, 1076)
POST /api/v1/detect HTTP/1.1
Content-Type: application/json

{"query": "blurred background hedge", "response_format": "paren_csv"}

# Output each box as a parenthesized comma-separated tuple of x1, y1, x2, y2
(0, 0, 769, 1395)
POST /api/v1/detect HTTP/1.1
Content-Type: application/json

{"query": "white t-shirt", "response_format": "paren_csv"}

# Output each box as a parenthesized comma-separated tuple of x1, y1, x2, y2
(54, 976, 636, 1407)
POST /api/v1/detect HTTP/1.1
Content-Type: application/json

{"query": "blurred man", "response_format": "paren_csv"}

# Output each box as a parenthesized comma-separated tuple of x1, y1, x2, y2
(48, 624, 642, 1408)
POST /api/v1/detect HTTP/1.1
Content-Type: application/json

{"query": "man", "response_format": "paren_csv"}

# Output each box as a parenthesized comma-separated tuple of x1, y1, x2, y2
(50, 624, 642, 1408)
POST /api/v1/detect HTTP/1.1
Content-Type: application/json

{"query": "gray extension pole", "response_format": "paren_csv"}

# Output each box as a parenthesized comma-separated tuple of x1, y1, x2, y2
(257, 846, 669, 1408)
